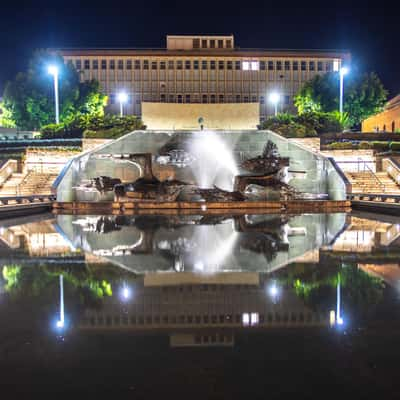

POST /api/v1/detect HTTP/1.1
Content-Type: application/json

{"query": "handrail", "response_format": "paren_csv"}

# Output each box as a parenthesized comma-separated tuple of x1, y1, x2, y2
(357, 157, 386, 192)
(327, 157, 352, 193)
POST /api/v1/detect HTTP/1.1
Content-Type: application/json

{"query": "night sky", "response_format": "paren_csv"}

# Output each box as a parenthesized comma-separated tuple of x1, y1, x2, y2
(1, 1, 398, 97)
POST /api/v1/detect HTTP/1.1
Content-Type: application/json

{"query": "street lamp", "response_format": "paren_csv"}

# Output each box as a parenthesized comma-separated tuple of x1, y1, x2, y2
(118, 92, 128, 116)
(48, 65, 60, 124)
(269, 92, 280, 116)
(339, 66, 349, 115)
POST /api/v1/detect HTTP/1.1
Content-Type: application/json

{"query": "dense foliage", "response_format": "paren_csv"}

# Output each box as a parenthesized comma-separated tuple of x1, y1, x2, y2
(258, 111, 343, 137)
(2, 50, 107, 130)
(0, 101, 16, 128)
(41, 114, 146, 139)
(294, 71, 388, 127)
(325, 141, 400, 152)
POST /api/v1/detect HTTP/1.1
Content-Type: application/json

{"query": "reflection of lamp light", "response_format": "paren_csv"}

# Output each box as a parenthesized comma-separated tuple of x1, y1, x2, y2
(120, 284, 132, 301)
(336, 274, 344, 325)
(56, 275, 64, 329)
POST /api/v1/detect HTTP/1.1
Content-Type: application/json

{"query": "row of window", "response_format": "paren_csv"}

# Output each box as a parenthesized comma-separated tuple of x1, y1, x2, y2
(108, 93, 291, 105)
(192, 38, 232, 49)
(74, 58, 334, 72)
(83, 311, 320, 327)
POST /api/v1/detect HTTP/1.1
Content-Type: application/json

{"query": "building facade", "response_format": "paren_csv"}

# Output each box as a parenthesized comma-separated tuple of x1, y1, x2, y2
(58, 35, 350, 121)
(362, 94, 400, 133)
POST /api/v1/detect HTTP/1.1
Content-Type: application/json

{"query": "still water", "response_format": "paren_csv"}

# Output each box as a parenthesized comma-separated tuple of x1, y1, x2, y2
(1, 211, 400, 398)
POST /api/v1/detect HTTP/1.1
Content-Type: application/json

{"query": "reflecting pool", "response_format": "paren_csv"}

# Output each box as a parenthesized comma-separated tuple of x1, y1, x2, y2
(1, 211, 400, 397)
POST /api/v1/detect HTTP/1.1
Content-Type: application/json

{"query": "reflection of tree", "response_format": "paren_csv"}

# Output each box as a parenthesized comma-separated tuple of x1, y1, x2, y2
(278, 262, 385, 318)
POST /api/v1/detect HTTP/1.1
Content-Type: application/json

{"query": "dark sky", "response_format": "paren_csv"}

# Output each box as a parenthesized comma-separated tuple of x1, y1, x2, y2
(1, 1, 398, 96)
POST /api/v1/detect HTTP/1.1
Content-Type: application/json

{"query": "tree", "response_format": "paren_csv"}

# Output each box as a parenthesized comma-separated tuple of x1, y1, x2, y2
(345, 72, 388, 127)
(0, 100, 16, 127)
(2, 50, 107, 130)
(294, 71, 388, 127)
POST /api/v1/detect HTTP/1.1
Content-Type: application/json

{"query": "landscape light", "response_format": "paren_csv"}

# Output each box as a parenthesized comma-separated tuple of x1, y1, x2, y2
(118, 92, 128, 116)
(269, 92, 280, 116)
(48, 65, 60, 124)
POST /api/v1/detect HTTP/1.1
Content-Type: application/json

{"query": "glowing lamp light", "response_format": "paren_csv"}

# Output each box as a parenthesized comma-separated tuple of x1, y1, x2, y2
(117, 92, 128, 103)
(269, 92, 280, 104)
(340, 66, 349, 76)
(120, 285, 132, 301)
(269, 283, 279, 297)
(56, 320, 64, 329)
(48, 65, 59, 76)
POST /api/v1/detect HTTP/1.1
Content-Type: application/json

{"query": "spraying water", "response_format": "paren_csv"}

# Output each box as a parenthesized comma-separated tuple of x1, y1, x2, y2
(188, 130, 239, 190)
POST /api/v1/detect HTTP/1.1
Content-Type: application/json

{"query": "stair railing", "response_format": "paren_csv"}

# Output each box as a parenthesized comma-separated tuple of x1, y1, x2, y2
(357, 157, 385, 192)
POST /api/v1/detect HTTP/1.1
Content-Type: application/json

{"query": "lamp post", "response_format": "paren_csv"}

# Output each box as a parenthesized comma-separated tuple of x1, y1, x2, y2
(48, 65, 59, 124)
(339, 67, 349, 115)
(269, 92, 280, 116)
(118, 92, 128, 117)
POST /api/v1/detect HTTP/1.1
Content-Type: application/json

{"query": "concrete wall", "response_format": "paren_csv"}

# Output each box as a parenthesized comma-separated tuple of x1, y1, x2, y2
(142, 102, 259, 130)
(55, 130, 348, 202)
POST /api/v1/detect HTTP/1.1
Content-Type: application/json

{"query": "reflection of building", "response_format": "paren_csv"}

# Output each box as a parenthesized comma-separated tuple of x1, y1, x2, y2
(78, 273, 329, 346)
(0, 219, 75, 257)
(58, 35, 350, 123)
(362, 94, 400, 132)
(331, 216, 400, 253)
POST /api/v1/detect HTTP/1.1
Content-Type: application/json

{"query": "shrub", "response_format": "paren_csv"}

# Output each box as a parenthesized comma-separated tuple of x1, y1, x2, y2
(40, 114, 145, 139)
(389, 142, 400, 151)
(359, 141, 372, 149)
(326, 142, 354, 150)
(371, 141, 390, 151)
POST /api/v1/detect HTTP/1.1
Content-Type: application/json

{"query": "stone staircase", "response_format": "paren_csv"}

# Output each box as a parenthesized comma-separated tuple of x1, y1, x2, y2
(345, 171, 400, 194)
(0, 171, 58, 197)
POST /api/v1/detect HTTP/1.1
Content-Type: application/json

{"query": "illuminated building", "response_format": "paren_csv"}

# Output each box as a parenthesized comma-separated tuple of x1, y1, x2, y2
(57, 35, 350, 123)
(362, 94, 400, 132)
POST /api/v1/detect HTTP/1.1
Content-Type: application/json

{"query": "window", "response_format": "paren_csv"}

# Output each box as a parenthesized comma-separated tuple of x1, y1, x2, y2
(193, 60, 199, 70)
(309, 61, 315, 71)
(210, 94, 216, 103)
(276, 61, 282, 71)
(201, 39, 207, 48)
(160, 61, 166, 70)
(235, 60, 241, 70)
(202, 60, 208, 70)
(242, 61, 250, 70)
(101, 60, 107, 70)
(227, 61, 233, 70)
(185, 94, 190, 103)
(92, 60, 98, 70)
(251, 95, 257, 102)
(251, 61, 259, 70)
(128, 94, 133, 104)
(284, 61, 290, 71)
(260, 61, 266, 70)
(326, 61, 333, 71)
(317, 61, 323, 71)
(268, 61, 274, 71)
(118, 60, 123, 70)
(193, 38, 200, 49)
(151, 61, 157, 70)
(219, 94, 224, 102)
(109, 60, 115, 70)
(218, 60, 224, 70)
(169, 94, 175, 102)
(143, 60, 149, 70)
(284, 95, 290, 105)
(134, 60, 141, 70)
(126, 60, 132, 70)
(293, 61, 298, 71)
(177, 94, 183, 103)
(75, 59, 82, 70)
(210, 39, 215, 48)
(260, 95, 265, 104)
(185, 60, 191, 69)
(84, 59, 90, 69)
(202, 94, 208, 103)
(168, 60, 174, 69)
(218, 39, 224, 48)
(226, 39, 232, 48)
(177, 60, 183, 70)
(235, 94, 241, 102)
(301, 61, 307, 71)
(244, 95, 249, 103)
(210, 60, 216, 70)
